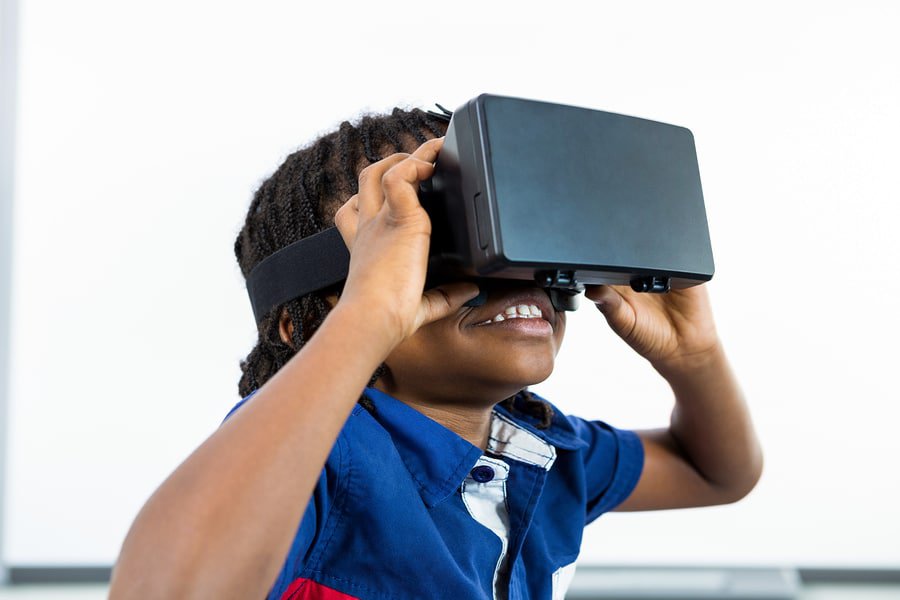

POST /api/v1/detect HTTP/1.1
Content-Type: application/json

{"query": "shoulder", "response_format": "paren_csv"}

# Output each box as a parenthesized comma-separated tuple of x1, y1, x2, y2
(501, 390, 645, 520)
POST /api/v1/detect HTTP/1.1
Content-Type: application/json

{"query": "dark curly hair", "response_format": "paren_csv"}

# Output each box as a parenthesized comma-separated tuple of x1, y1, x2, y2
(233, 107, 553, 428)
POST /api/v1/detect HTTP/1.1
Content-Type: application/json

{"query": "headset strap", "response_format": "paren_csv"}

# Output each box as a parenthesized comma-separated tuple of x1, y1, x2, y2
(245, 227, 349, 324)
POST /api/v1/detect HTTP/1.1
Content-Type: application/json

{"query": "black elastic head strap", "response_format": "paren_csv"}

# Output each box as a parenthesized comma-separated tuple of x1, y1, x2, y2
(245, 225, 492, 325)
(245, 227, 350, 324)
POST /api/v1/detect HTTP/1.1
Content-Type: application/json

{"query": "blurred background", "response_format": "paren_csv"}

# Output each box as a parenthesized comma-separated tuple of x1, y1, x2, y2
(1, 1, 898, 598)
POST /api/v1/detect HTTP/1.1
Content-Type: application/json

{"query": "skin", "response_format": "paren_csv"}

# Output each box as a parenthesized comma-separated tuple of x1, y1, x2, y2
(110, 135, 763, 599)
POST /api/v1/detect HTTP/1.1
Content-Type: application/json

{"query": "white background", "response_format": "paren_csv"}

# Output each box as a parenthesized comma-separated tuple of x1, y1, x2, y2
(4, 0, 899, 568)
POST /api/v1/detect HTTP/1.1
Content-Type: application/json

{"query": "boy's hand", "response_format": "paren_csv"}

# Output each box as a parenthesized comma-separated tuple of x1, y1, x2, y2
(333, 137, 480, 348)
(584, 283, 721, 375)
(588, 282, 764, 512)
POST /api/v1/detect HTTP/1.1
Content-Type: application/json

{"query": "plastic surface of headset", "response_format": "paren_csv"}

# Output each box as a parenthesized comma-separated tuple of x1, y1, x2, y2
(245, 94, 715, 324)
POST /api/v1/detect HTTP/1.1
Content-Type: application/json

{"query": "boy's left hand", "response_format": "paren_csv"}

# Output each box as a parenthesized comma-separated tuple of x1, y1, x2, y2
(584, 283, 720, 374)
(587, 282, 764, 512)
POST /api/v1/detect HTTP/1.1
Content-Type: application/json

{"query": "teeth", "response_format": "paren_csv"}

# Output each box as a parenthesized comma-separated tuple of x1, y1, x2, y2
(476, 304, 544, 326)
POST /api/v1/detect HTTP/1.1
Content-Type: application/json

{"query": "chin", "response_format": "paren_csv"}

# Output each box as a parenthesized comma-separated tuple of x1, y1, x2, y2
(524, 365, 555, 387)
(489, 357, 556, 391)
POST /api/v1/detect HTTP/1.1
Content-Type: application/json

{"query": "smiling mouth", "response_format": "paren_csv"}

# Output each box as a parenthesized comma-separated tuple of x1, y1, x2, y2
(475, 303, 546, 326)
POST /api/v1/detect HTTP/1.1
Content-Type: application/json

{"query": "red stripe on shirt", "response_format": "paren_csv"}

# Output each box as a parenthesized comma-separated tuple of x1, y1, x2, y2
(281, 577, 359, 600)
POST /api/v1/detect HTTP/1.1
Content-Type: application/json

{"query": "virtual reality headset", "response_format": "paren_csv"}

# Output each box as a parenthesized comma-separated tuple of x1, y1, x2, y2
(246, 94, 714, 324)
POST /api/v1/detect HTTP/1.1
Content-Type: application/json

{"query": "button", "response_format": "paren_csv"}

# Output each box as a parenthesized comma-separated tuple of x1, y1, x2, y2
(470, 465, 495, 483)
(474, 192, 490, 250)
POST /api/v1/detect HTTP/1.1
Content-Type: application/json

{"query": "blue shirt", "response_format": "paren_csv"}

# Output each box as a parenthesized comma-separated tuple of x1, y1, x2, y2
(223, 387, 644, 600)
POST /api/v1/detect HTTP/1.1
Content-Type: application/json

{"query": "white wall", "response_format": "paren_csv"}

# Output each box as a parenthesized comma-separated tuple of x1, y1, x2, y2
(3, 0, 899, 567)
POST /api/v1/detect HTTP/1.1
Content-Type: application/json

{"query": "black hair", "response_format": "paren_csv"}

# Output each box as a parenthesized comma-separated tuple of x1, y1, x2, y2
(233, 107, 553, 428)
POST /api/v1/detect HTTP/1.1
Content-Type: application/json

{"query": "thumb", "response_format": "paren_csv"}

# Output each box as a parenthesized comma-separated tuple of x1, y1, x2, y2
(586, 284, 628, 323)
(414, 282, 481, 330)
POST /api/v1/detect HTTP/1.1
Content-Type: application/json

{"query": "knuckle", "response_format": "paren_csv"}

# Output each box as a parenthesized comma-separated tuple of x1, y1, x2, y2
(357, 165, 375, 187)
(431, 287, 452, 309)
(385, 153, 411, 171)
(384, 208, 430, 233)
(335, 200, 353, 221)
(382, 161, 413, 186)
(382, 165, 402, 183)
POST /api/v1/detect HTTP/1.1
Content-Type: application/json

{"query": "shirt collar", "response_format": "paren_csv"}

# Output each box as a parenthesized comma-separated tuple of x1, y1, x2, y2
(493, 393, 590, 452)
(363, 386, 483, 508)
(362, 387, 588, 508)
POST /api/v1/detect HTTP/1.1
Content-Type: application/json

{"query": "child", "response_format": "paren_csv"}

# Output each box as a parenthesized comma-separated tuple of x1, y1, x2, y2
(110, 108, 763, 599)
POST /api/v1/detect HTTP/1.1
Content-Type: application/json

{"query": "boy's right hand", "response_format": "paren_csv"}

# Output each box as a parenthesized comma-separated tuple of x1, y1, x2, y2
(333, 137, 480, 348)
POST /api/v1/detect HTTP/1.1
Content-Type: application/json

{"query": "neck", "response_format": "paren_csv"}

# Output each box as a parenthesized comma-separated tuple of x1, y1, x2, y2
(373, 379, 497, 451)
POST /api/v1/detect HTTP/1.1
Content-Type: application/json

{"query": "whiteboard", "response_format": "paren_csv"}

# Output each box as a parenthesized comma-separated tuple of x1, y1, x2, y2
(4, 0, 899, 568)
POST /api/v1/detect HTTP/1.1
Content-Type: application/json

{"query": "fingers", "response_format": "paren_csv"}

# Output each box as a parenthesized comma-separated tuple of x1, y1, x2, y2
(585, 284, 641, 345)
(409, 136, 444, 163)
(584, 284, 625, 316)
(335, 137, 444, 253)
(380, 156, 439, 217)
(415, 281, 481, 331)
(357, 137, 444, 221)
(584, 284, 611, 306)
(333, 196, 358, 251)
(356, 153, 409, 221)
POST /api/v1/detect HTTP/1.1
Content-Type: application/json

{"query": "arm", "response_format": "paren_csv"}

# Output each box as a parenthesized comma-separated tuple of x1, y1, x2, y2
(109, 306, 396, 599)
(618, 343, 763, 510)
(110, 138, 479, 599)
(584, 283, 763, 511)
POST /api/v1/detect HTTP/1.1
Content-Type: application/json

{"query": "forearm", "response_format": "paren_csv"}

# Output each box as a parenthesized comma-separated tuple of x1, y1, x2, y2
(110, 303, 396, 599)
(655, 343, 763, 501)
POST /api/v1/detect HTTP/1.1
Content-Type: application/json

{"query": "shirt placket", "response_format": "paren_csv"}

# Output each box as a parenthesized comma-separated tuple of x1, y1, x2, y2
(501, 461, 549, 600)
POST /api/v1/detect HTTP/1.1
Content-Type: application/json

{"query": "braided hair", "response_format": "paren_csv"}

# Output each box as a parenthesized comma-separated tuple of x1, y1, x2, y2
(234, 107, 554, 428)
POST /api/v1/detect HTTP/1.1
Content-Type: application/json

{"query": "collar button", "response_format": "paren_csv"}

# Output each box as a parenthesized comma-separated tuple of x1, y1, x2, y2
(470, 465, 495, 483)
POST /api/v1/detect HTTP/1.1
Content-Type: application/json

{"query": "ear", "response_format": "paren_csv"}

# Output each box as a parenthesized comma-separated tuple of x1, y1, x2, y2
(278, 309, 294, 347)
(278, 294, 340, 346)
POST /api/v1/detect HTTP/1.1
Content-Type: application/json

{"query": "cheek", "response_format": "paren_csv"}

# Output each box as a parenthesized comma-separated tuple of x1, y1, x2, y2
(382, 318, 461, 368)
(384, 311, 566, 381)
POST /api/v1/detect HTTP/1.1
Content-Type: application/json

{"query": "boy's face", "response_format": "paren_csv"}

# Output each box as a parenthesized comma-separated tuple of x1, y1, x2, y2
(364, 279, 567, 407)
